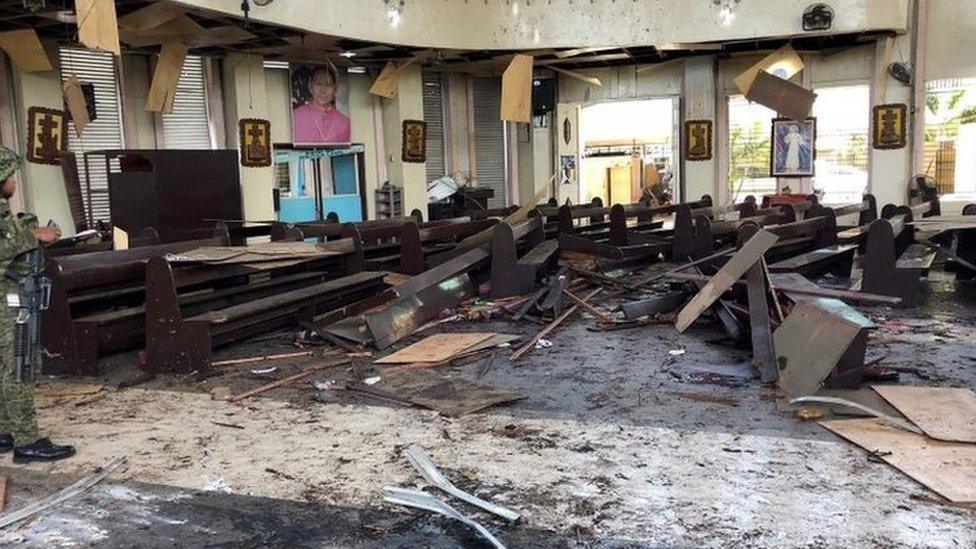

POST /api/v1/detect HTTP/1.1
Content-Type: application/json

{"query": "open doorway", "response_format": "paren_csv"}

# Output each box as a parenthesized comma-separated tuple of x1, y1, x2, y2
(578, 98, 679, 206)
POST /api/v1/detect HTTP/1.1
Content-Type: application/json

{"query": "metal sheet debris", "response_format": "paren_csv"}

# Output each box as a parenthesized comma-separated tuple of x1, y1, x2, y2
(382, 487, 507, 549)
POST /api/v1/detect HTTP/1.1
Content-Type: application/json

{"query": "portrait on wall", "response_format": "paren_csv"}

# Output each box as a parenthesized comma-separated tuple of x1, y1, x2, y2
(684, 119, 713, 161)
(239, 118, 272, 167)
(560, 155, 576, 186)
(872, 104, 907, 150)
(290, 62, 351, 146)
(26, 106, 68, 165)
(401, 120, 427, 163)
(770, 117, 816, 177)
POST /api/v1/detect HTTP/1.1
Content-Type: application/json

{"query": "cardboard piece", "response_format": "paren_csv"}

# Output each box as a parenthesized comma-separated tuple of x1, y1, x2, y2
(62, 76, 91, 137)
(375, 333, 496, 364)
(369, 58, 419, 99)
(872, 386, 976, 443)
(733, 44, 804, 95)
(501, 54, 534, 123)
(820, 418, 976, 503)
(675, 230, 779, 333)
(0, 29, 53, 72)
(774, 298, 874, 398)
(745, 71, 817, 121)
(75, 0, 121, 55)
(118, 1, 185, 30)
(112, 227, 129, 251)
(146, 41, 189, 114)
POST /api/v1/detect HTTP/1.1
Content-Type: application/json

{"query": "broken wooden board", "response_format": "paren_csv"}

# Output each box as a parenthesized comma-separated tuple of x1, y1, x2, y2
(167, 242, 342, 264)
(75, 0, 121, 55)
(367, 273, 477, 350)
(774, 298, 874, 398)
(369, 58, 420, 98)
(820, 418, 976, 503)
(62, 75, 90, 136)
(733, 44, 804, 95)
(745, 71, 817, 121)
(375, 333, 495, 364)
(119, 15, 206, 48)
(872, 386, 976, 444)
(0, 29, 53, 72)
(501, 54, 534, 123)
(117, 1, 185, 30)
(112, 226, 129, 251)
(675, 229, 779, 333)
(357, 369, 526, 416)
(746, 261, 777, 383)
(146, 41, 188, 113)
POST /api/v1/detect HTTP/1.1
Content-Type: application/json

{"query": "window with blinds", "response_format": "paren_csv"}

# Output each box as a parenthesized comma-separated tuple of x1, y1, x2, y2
(160, 55, 212, 149)
(727, 94, 775, 202)
(811, 85, 869, 205)
(422, 71, 446, 184)
(472, 77, 507, 208)
(58, 46, 125, 223)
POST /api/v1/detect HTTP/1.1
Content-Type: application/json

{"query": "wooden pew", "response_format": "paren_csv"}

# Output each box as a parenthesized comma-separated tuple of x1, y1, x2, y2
(143, 237, 380, 374)
(952, 204, 976, 279)
(395, 218, 499, 274)
(46, 227, 162, 258)
(490, 217, 559, 298)
(762, 209, 859, 278)
(861, 215, 925, 306)
(672, 198, 792, 260)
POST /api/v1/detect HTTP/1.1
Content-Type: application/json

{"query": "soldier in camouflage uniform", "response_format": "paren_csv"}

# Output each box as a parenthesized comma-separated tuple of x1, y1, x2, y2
(0, 147, 74, 463)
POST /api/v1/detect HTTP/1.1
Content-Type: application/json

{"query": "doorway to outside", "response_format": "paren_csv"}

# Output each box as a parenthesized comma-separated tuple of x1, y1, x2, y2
(578, 98, 679, 207)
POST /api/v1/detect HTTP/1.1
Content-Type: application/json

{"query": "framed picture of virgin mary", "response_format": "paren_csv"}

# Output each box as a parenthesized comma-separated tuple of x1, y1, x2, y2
(770, 117, 816, 178)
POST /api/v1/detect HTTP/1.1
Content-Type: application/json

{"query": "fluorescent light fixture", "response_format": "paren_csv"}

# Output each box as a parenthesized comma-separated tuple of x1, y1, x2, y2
(339, 51, 357, 58)
(347, 66, 367, 74)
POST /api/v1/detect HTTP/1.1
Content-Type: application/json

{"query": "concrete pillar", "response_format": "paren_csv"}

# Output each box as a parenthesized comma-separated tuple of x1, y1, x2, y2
(555, 101, 581, 203)
(10, 64, 75, 233)
(348, 74, 381, 220)
(683, 56, 717, 202)
(120, 55, 156, 149)
(380, 64, 426, 217)
(869, 37, 914, 209)
(222, 53, 274, 221)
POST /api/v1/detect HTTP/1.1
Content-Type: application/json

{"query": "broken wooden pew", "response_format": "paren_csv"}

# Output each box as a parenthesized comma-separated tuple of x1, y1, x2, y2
(490, 217, 559, 298)
(759, 210, 858, 278)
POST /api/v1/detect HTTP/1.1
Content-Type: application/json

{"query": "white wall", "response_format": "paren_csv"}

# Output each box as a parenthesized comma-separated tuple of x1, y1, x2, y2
(176, 0, 909, 50)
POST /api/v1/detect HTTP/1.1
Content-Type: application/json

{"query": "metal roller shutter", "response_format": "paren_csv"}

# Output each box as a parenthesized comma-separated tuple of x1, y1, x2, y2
(59, 47, 125, 223)
(161, 55, 212, 149)
(473, 77, 507, 208)
(422, 71, 446, 183)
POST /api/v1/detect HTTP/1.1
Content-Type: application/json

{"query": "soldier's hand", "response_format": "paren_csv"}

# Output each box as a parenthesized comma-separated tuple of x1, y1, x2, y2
(33, 226, 61, 245)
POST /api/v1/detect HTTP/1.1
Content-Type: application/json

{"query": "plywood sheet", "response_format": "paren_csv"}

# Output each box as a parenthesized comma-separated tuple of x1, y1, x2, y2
(675, 229, 779, 332)
(745, 71, 817, 121)
(112, 226, 129, 251)
(62, 75, 90, 136)
(873, 386, 976, 443)
(118, 1, 185, 30)
(361, 369, 526, 416)
(0, 29, 52, 72)
(733, 44, 804, 95)
(375, 333, 495, 364)
(119, 15, 206, 48)
(146, 41, 188, 113)
(501, 54, 534, 123)
(75, 0, 121, 55)
(820, 418, 976, 503)
(369, 62, 401, 98)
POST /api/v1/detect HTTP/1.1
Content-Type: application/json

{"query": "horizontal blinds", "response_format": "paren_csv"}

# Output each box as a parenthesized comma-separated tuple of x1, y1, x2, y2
(59, 47, 124, 223)
(422, 71, 446, 184)
(161, 55, 212, 149)
(473, 77, 506, 208)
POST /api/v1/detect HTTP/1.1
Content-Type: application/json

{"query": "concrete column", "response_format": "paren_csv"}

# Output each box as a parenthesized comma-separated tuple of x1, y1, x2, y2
(120, 55, 156, 149)
(380, 64, 427, 217)
(222, 53, 274, 221)
(683, 56, 717, 202)
(869, 37, 914, 209)
(10, 64, 75, 233)
(348, 73, 381, 220)
(555, 101, 580, 203)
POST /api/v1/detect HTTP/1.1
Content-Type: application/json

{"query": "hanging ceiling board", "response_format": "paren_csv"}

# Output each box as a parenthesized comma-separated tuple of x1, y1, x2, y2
(375, 333, 496, 364)
(500, 54, 533, 123)
(118, 2, 185, 30)
(146, 41, 188, 114)
(75, 0, 121, 55)
(733, 43, 804, 95)
(820, 418, 976, 503)
(547, 66, 602, 87)
(62, 75, 90, 137)
(872, 386, 976, 444)
(370, 59, 417, 99)
(119, 15, 207, 48)
(0, 29, 53, 72)
(675, 229, 779, 333)
(745, 71, 817, 121)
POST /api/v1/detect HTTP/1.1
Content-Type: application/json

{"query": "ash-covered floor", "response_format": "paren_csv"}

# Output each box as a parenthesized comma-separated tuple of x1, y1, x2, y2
(1, 272, 975, 548)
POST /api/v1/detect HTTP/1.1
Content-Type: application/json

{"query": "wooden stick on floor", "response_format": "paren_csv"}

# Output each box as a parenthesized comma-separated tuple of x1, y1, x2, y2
(511, 287, 602, 362)
(212, 351, 313, 368)
(0, 476, 6, 514)
(228, 358, 351, 402)
(562, 288, 612, 323)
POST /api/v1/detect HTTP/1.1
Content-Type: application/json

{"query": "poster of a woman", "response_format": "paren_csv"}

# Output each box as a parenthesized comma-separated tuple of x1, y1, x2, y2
(291, 63, 352, 145)
(771, 118, 816, 177)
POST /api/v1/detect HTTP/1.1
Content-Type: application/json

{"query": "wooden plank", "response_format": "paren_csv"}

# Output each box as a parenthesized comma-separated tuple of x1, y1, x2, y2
(820, 418, 976, 503)
(563, 288, 612, 323)
(228, 358, 351, 402)
(146, 41, 188, 113)
(501, 54, 534, 123)
(733, 44, 804, 95)
(75, 0, 121, 55)
(511, 287, 601, 361)
(0, 29, 53, 72)
(375, 333, 495, 364)
(675, 229, 779, 333)
(673, 271, 903, 305)
(62, 75, 90, 136)
(112, 226, 129, 251)
(546, 66, 602, 87)
(118, 2, 185, 30)
(0, 475, 5, 514)
(746, 262, 777, 382)
(872, 386, 976, 444)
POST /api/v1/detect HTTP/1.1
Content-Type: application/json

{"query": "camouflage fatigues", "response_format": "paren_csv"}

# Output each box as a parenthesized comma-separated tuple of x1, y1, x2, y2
(0, 148, 41, 446)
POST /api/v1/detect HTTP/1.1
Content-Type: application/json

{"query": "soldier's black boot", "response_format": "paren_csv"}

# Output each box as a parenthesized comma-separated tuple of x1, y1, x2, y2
(12, 438, 75, 463)
(0, 434, 13, 453)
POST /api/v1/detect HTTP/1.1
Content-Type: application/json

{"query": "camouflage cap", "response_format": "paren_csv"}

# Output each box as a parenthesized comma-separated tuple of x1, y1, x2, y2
(0, 146, 21, 182)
